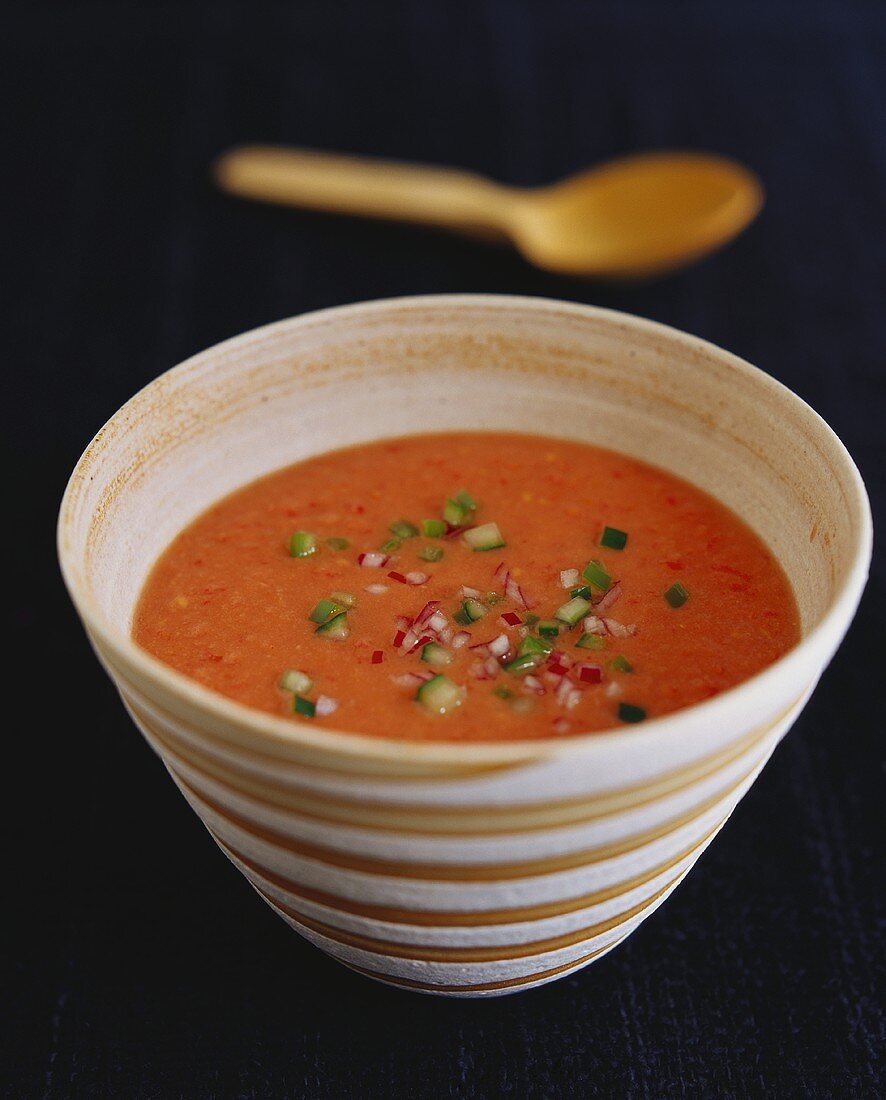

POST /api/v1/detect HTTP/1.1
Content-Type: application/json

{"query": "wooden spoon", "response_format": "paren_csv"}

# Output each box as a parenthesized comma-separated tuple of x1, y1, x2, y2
(213, 145, 763, 278)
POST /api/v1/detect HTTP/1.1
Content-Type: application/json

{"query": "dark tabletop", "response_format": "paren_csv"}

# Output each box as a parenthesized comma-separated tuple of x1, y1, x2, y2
(3, 1, 884, 1097)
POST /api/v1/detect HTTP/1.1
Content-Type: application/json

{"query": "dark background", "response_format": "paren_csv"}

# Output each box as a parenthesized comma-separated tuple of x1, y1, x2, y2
(3, 1, 883, 1096)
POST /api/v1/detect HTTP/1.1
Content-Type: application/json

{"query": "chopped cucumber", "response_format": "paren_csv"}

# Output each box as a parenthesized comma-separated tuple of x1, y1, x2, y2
(664, 582, 689, 608)
(379, 536, 401, 553)
(390, 519, 419, 539)
(315, 611, 349, 639)
(537, 620, 560, 638)
(289, 531, 317, 558)
(570, 585, 593, 600)
(416, 674, 464, 715)
(453, 608, 472, 626)
(505, 652, 545, 676)
(329, 591, 356, 608)
(463, 522, 506, 551)
(609, 654, 634, 673)
(462, 598, 487, 622)
(443, 498, 470, 525)
(618, 702, 646, 723)
(518, 635, 552, 657)
(421, 642, 454, 668)
(293, 695, 316, 717)
(280, 669, 313, 694)
(418, 545, 444, 563)
(582, 559, 611, 591)
(577, 632, 606, 651)
(455, 489, 478, 512)
(422, 518, 446, 538)
(600, 526, 628, 550)
(309, 597, 346, 623)
(555, 595, 591, 626)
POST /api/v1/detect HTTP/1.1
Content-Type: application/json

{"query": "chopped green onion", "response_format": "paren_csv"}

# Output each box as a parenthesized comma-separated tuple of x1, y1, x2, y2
(418, 544, 444, 563)
(293, 695, 316, 717)
(582, 559, 611, 591)
(493, 686, 514, 700)
(416, 674, 464, 715)
(618, 702, 646, 723)
(325, 536, 350, 551)
(600, 526, 628, 551)
(289, 531, 317, 558)
(518, 635, 552, 657)
(570, 585, 593, 600)
(390, 519, 419, 539)
(609, 655, 633, 673)
(421, 642, 454, 667)
(309, 597, 346, 623)
(576, 633, 606, 651)
(443, 498, 470, 525)
(522, 612, 540, 627)
(664, 581, 689, 608)
(555, 595, 591, 626)
(463, 522, 506, 551)
(455, 489, 478, 512)
(315, 611, 349, 639)
(505, 652, 546, 676)
(280, 669, 313, 694)
(462, 598, 487, 622)
(379, 536, 401, 553)
(421, 518, 446, 538)
(537, 620, 560, 638)
(329, 591, 356, 608)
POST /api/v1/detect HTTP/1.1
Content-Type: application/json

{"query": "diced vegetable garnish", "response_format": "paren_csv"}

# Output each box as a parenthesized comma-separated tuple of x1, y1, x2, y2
(379, 536, 401, 553)
(555, 595, 591, 626)
(390, 519, 419, 539)
(404, 571, 429, 585)
(314, 695, 338, 717)
(418, 545, 444, 562)
(505, 652, 546, 676)
(416, 674, 464, 715)
(280, 669, 313, 694)
(421, 642, 454, 668)
(358, 552, 388, 568)
(443, 498, 471, 526)
(609, 654, 633, 673)
(537, 620, 560, 638)
(576, 632, 606, 651)
(582, 559, 612, 591)
(600, 526, 628, 550)
(486, 591, 504, 605)
(501, 611, 522, 626)
(325, 537, 350, 551)
(664, 581, 690, 608)
(453, 608, 472, 626)
(315, 611, 349, 639)
(364, 584, 388, 594)
(455, 489, 478, 511)
(293, 695, 315, 717)
(463, 522, 506, 551)
(618, 702, 647, 723)
(462, 598, 487, 622)
(422, 518, 446, 538)
(487, 633, 511, 657)
(576, 663, 602, 683)
(371, 650, 384, 664)
(309, 597, 346, 623)
(522, 612, 540, 626)
(387, 570, 408, 584)
(493, 686, 514, 700)
(289, 531, 317, 558)
(511, 697, 534, 715)
(560, 568, 580, 589)
(518, 635, 552, 657)
(570, 585, 593, 600)
(329, 591, 356, 608)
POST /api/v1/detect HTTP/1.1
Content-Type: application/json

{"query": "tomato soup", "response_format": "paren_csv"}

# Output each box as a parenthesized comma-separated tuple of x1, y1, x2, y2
(133, 432, 799, 741)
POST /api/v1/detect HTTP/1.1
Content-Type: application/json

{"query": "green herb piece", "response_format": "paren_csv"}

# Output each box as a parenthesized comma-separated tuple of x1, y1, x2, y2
(443, 498, 470, 526)
(455, 489, 478, 512)
(390, 519, 419, 539)
(664, 581, 689, 608)
(618, 702, 646, 724)
(288, 531, 317, 558)
(576, 633, 606, 651)
(582, 559, 611, 591)
(421, 518, 446, 538)
(600, 526, 628, 551)
(418, 545, 444, 563)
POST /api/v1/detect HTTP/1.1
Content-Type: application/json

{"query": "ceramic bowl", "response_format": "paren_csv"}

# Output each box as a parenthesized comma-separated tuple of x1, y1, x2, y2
(58, 295, 871, 997)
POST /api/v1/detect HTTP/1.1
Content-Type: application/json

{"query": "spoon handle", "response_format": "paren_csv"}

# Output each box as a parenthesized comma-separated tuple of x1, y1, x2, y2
(214, 145, 506, 237)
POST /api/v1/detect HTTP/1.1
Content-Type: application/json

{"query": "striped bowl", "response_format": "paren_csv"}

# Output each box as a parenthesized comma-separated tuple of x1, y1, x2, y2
(58, 295, 871, 996)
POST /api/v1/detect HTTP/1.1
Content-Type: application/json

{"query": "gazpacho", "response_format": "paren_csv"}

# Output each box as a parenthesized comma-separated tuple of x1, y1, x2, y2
(132, 432, 800, 740)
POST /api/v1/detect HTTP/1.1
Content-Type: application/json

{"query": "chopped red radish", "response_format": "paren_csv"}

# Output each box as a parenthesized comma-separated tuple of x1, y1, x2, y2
(492, 561, 509, 585)
(314, 695, 339, 717)
(392, 629, 407, 648)
(547, 651, 573, 677)
(358, 552, 388, 568)
(582, 615, 607, 635)
(523, 675, 546, 695)
(426, 611, 448, 633)
(556, 677, 573, 706)
(451, 630, 472, 649)
(560, 568, 580, 589)
(391, 672, 433, 687)
(505, 575, 536, 609)
(501, 611, 522, 627)
(594, 581, 622, 613)
(543, 670, 563, 687)
(371, 650, 384, 664)
(438, 625, 454, 644)
(459, 586, 482, 599)
(469, 642, 490, 656)
(565, 687, 583, 710)
(483, 657, 501, 678)
(575, 663, 603, 684)
(488, 633, 510, 657)
(469, 660, 494, 680)
(415, 600, 441, 625)
(603, 618, 637, 638)
(387, 570, 408, 584)
(444, 523, 468, 539)
(553, 717, 572, 734)
(405, 633, 433, 655)
(405, 571, 429, 586)
(364, 583, 388, 594)
(395, 615, 413, 631)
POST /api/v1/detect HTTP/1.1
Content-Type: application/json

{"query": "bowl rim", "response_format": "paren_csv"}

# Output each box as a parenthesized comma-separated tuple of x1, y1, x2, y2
(57, 293, 873, 765)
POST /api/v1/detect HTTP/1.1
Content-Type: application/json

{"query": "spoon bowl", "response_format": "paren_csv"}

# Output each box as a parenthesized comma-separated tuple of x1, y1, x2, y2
(214, 145, 764, 278)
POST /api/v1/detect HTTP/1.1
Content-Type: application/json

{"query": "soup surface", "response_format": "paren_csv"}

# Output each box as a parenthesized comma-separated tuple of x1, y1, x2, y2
(133, 432, 799, 741)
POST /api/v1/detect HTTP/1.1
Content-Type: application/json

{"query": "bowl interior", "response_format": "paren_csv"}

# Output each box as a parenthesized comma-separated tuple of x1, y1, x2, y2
(60, 296, 869, 717)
